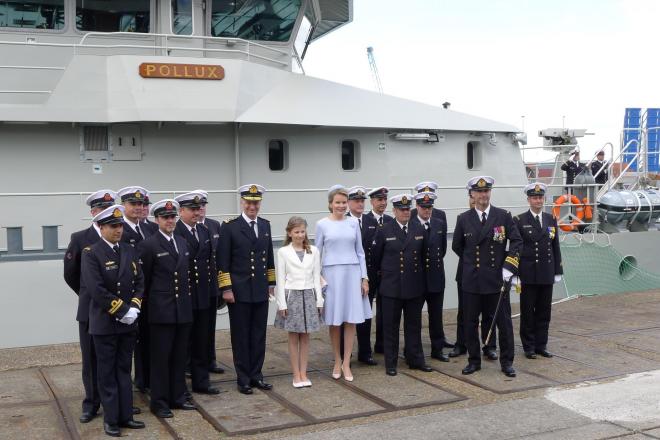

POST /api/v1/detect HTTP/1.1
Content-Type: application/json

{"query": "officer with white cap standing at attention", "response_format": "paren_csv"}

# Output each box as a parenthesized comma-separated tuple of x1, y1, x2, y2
(218, 184, 276, 394)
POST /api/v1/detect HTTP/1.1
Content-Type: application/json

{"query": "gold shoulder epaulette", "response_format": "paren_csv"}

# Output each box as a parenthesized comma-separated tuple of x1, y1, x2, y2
(224, 216, 238, 224)
(83, 246, 91, 252)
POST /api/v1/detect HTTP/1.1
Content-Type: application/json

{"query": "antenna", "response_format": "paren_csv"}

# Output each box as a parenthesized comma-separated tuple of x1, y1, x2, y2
(366, 47, 384, 94)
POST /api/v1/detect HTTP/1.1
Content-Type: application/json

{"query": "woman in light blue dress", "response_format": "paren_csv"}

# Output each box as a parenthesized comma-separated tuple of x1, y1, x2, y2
(315, 185, 371, 381)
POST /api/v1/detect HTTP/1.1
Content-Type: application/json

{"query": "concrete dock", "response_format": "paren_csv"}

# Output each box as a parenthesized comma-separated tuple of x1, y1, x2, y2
(2, 290, 660, 439)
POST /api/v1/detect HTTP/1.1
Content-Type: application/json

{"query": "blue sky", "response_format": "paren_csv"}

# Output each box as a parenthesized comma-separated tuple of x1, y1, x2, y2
(302, 0, 660, 161)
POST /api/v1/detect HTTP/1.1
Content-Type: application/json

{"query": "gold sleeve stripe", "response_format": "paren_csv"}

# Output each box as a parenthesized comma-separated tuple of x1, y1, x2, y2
(505, 256, 519, 268)
(109, 299, 124, 315)
(131, 298, 142, 307)
(218, 271, 232, 288)
(267, 272, 276, 282)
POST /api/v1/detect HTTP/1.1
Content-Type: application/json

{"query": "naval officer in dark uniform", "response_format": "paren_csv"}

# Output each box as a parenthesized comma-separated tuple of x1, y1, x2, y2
(513, 183, 563, 359)
(590, 150, 608, 185)
(174, 191, 220, 395)
(410, 181, 446, 222)
(139, 188, 159, 235)
(117, 186, 153, 392)
(64, 189, 116, 423)
(138, 199, 196, 418)
(372, 194, 433, 376)
(196, 189, 225, 375)
(344, 186, 379, 366)
(81, 205, 145, 437)
(452, 176, 522, 378)
(410, 191, 450, 361)
(560, 149, 586, 192)
(218, 184, 276, 394)
(365, 186, 392, 354)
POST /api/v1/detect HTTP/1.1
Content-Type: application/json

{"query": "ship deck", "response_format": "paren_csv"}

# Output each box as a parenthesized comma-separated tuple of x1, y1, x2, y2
(2, 290, 660, 440)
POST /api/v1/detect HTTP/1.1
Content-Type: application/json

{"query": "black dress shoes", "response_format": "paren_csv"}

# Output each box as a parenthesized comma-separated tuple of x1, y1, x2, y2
(238, 385, 253, 395)
(209, 363, 225, 374)
(104, 423, 121, 437)
(79, 411, 96, 423)
(152, 408, 174, 419)
(461, 364, 481, 375)
(535, 349, 553, 358)
(410, 364, 433, 372)
(442, 341, 456, 349)
(501, 366, 516, 377)
(193, 386, 220, 395)
(431, 351, 450, 362)
(385, 368, 397, 376)
(484, 350, 498, 361)
(524, 351, 537, 359)
(250, 380, 273, 390)
(172, 402, 197, 411)
(448, 346, 467, 358)
(358, 356, 378, 366)
(119, 419, 145, 429)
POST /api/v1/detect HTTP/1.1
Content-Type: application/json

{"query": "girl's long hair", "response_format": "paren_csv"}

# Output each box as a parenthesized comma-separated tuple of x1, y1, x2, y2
(283, 216, 311, 253)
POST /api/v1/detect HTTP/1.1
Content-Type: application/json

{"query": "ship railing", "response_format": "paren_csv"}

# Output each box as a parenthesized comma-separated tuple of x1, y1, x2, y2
(0, 183, 607, 261)
(520, 144, 578, 185)
(598, 139, 640, 199)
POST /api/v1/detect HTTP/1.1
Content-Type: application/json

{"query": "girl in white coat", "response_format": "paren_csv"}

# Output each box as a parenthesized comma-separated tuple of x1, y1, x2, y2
(274, 217, 324, 388)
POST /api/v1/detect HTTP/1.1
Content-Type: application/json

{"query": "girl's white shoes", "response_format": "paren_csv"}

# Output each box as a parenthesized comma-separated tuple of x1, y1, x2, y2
(293, 379, 313, 388)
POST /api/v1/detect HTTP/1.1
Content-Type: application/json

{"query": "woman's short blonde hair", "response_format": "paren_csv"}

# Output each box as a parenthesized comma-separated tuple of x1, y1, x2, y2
(327, 187, 349, 213)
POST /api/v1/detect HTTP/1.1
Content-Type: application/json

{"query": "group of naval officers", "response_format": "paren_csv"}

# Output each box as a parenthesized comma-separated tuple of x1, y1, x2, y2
(63, 176, 563, 437)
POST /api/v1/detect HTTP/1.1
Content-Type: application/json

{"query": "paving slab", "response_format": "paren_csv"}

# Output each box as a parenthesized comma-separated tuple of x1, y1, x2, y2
(513, 351, 611, 384)
(593, 328, 660, 354)
(515, 422, 631, 439)
(212, 345, 296, 383)
(0, 369, 51, 406)
(268, 372, 385, 421)
(427, 356, 556, 394)
(64, 396, 173, 439)
(42, 364, 85, 399)
(0, 402, 69, 440)
(642, 427, 660, 438)
(194, 384, 306, 435)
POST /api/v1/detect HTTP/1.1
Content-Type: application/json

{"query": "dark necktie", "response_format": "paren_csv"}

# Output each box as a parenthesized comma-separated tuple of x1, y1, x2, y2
(358, 218, 362, 230)
(481, 212, 487, 226)
(402, 225, 407, 235)
(424, 221, 430, 231)
(135, 225, 143, 239)
(112, 244, 120, 254)
(534, 214, 541, 228)
(250, 221, 258, 239)
(191, 226, 198, 241)
(379, 217, 383, 226)
(168, 238, 178, 255)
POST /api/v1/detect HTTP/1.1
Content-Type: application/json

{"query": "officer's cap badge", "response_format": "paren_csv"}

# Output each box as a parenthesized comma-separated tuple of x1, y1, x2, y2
(423, 194, 430, 202)
(401, 196, 408, 204)
(112, 208, 122, 218)
(357, 190, 364, 197)
(477, 178, 486, 188)
(135, 191, 142, 199)
(534, 184, 541, 192)
(165, 201, 173, 210)
(249, 185, 258, 194)
(103, 193, 113, 201)
(423, 186, 430, 192)
(193, 195, 200, 204)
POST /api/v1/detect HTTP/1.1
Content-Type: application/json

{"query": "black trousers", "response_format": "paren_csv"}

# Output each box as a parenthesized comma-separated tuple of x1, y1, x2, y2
(519, 283, 553, 352)
(227, 300, 269, 387)
(463, 291, 514, 367)
(425, 289, 447, 353)
(374, 287, 384, 353)
(381, 295, 425, 369)
(208, 297, 218, 368)
(133, 306, 150, 390)
(93, 332, 136, 425)
(189, 308, 211, 390)
(78, 321, 100, 414)
(150, 323, 191, 412)
(454, 285, 496, 351)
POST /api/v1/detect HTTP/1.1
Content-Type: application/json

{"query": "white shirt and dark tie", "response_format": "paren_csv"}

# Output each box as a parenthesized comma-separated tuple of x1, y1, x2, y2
(475, 205, 491, 226)
(418, 216, 430, 231)
(159, 230, 178, 254)
(530, 210, 543, 228)
(242, 212, 258, 238)
(124, 218, 144, 239)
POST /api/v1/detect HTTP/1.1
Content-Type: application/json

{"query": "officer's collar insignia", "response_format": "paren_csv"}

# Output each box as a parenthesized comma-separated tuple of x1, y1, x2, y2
(103, 193, 113, 201)
(477, 178, 486, 188)
(112, 208, 122, 218)
(249, 185, 258, 194)
(193, 195, 200, 204)
(135, 191, 142, 199)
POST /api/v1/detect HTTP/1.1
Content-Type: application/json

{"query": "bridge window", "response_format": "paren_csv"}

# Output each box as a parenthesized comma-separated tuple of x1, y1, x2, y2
(0, 0, 65, 30)
(171, 0, 192, 35)
(341, 140, 360, 171)
(211, 0, 301, 42)
(467, 141, 482, 170)
(268, 139, 288, 171)
(76, 0, 150, 33)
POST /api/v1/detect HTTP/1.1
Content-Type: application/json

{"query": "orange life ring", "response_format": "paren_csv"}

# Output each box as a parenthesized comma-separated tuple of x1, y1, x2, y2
(552, 194, 583, 231)
(582, 197, 593, 221)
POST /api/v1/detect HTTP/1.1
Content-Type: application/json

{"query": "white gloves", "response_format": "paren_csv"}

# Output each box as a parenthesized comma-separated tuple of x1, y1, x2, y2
(502, 268, 513, 282)
(119, 307, 140, 325)
(554, 275, 563, 283)
(511, 276, 519, 286)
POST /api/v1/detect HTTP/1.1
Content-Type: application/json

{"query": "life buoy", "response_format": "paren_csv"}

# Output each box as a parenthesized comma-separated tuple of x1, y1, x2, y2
(582, 197, 593, 221)
(552, 194, 583, 231)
